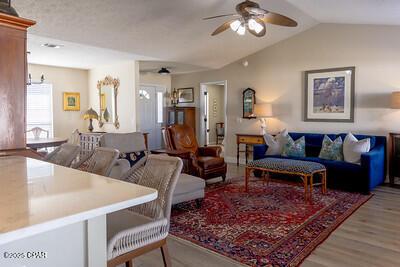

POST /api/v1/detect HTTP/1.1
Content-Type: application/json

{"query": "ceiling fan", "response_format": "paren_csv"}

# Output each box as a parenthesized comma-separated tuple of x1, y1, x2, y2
(203, 0, 298, 37)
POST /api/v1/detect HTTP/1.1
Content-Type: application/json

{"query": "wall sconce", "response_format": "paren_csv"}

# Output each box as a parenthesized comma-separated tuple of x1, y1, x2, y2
(27, 74, 45, 85)
(170, 88, 179, 107)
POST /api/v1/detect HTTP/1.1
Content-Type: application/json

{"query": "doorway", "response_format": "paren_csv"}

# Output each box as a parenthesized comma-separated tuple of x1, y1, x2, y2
(200, 81, 227, 147)
(138, 84, 166, 150)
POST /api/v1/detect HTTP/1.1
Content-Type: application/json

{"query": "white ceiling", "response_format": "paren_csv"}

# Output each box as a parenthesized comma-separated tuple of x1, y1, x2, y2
(287, 0, 400, 25)
(28, 35, 156, 69)
(13, 0, 400, 71)
(139, 61, 208, 75)
(14, 0, 317, 70)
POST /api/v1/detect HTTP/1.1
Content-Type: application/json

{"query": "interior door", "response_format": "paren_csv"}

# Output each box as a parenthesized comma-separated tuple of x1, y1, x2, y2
(139, 86, 165, 150)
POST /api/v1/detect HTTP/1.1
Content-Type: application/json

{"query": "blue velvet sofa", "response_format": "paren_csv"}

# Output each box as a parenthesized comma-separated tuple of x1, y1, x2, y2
(253, 132, 386, 194)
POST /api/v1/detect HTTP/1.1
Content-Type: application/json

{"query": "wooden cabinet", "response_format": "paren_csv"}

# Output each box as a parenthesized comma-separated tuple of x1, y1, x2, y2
(389, 132, 400, 186)
(0, 13, 35, 151)
(166, 107, 196, 132)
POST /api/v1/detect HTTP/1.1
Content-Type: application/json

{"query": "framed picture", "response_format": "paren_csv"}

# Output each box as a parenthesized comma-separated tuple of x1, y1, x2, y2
(177, 87, 194, 103)
(243, 88, 256, 119)
(304, 67, 355, 122)
(63, 92, 81, 111)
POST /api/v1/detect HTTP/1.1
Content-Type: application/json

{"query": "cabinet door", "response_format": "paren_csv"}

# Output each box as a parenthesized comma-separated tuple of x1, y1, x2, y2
(168, 110, 175, 125)
(0, 27, 26, 150)
(177, 110, 185, 125)
(393, 136, 400, 177)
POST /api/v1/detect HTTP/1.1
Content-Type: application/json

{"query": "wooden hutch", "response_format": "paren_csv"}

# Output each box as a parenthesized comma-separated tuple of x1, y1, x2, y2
(0, 12, 39, 157)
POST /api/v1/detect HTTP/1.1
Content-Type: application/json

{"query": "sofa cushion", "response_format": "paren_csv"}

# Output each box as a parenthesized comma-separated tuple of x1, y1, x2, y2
(319, 135, 344, 161)
(339, 133, 376, 149)
(263, 129, 288, 155)
(197, 156, 224, 169)
(343, 133, 371, 164)
(282, 136, 306, 157)
(174, 174, 205, 195)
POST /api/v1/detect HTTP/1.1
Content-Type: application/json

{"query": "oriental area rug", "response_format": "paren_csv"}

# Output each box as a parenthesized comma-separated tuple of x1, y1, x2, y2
(170, 178, 371, 267)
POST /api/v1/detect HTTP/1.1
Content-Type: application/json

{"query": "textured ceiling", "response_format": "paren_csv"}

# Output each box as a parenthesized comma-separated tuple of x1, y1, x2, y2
(14, 0, 317, 69)
(28, 35, 155, 70)
(139, 61, 208, 75)
(287, 0, 400, 25)
(14, 0, 400, 71)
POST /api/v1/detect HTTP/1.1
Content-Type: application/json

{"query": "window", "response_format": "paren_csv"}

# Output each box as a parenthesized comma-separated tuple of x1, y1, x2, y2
(26, 84, 54, 138)
(157, 91, 163, 124)
(139, 89, 150, 100)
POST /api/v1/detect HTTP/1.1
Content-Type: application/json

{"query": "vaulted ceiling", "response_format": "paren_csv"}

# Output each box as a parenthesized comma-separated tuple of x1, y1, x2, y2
(13, 0, 400, 71)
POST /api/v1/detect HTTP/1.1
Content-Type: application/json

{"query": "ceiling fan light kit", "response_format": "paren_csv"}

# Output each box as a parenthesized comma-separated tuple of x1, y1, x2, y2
(158, 67, 170, 75)
(204, 0, 298, 38)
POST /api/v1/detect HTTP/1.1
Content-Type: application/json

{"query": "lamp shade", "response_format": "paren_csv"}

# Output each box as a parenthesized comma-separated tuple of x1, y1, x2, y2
(391, 92, 400, 109)
(254, 103, 273, 117)
(83, 108, 99, 120)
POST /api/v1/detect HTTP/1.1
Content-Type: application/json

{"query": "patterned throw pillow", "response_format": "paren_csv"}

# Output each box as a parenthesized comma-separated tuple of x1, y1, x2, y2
(319, 135, 344, 161)
(281, 136, 306, 157)
(120, 151, 147, 167)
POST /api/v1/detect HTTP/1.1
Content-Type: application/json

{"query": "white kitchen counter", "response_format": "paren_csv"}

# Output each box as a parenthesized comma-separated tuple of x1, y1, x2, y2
(0, 156, 157, 267)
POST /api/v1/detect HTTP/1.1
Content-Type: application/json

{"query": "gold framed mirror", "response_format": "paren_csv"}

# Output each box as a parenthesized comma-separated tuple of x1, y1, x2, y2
(97, 75, 120, 129)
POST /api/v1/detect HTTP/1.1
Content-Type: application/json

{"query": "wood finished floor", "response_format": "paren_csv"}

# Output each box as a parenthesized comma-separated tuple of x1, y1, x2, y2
(134, 164, 400, 267)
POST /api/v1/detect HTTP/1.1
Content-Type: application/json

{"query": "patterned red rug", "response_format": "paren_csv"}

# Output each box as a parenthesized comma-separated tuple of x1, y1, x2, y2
(170, 178, 372, 267)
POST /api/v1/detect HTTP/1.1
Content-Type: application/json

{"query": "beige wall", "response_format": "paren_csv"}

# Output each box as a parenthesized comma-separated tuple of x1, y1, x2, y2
(28, 64, 88, 139)
(139, 72, 171, 93)
(207, 84, 225, 144)
(172, 24, 400, 163)
(89, 61, 138, 133)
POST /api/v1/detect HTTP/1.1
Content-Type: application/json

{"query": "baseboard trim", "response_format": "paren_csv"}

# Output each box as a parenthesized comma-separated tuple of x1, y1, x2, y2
(225, 156, 246, 165)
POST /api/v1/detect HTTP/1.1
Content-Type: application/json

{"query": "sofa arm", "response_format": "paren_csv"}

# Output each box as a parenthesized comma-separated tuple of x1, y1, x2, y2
(361, 144, 386, 192)
(109, 159, 131, 179)
(253, 145, 268, 160)
(198, 146, 222, 157)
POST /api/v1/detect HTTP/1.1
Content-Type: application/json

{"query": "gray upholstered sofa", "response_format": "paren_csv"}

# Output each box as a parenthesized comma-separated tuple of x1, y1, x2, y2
(99, 132, 205, 206)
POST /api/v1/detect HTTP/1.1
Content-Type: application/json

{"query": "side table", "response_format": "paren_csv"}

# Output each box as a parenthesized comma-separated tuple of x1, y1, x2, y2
(389, 133, 400, 186)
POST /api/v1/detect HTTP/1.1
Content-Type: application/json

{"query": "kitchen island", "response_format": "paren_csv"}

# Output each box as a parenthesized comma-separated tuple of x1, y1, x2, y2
(0, 156, 157, 267)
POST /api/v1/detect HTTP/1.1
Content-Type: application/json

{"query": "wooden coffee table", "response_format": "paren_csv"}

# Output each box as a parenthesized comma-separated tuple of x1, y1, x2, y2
(245, 158, 327, 201)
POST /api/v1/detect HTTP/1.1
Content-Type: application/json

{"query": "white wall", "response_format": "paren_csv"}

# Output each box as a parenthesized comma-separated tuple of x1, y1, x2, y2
(139, 72, 171, 93)
(28, 64, 88, 139)
(172, 24, 400, 162)
(89, 61, 138, 133)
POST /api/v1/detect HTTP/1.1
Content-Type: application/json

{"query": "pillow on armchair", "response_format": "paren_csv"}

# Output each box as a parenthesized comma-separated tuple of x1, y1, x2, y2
(120, 151, 148, 167)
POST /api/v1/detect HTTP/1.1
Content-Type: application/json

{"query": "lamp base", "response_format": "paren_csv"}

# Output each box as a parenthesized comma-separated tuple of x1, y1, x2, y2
(88, 119, 94, 132)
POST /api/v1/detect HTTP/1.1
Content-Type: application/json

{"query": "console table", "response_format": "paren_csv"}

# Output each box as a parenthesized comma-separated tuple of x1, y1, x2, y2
(389, 132, 400, 186)
(236, 133, 265, 166)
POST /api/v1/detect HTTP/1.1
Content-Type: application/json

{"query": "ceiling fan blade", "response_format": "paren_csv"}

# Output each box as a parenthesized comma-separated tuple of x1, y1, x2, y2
(248, 18, 266, 37)
(261, 12, 298, 27)
(203, 14, 239, 20)
(211, 20, 236, 36)
(245, 7, 267, 16)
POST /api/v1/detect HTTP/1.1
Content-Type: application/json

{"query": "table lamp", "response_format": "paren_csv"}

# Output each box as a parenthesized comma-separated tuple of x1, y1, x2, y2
(83, 108, 99, 132)
(391, 92, 400, 109)
(254, 103, 273, 135)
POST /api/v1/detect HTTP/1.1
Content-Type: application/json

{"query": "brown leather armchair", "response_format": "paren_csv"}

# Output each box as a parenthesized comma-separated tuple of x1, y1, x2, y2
(164, 124, 227, 181)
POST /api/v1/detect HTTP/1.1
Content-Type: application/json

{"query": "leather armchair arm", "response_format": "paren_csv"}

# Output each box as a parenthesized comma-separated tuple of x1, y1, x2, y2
(198, 146, 222, 157)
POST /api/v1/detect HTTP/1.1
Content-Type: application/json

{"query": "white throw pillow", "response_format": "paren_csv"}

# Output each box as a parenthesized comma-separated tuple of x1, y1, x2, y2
(343, 133, 371, 164)
(263, 129, 288, 155)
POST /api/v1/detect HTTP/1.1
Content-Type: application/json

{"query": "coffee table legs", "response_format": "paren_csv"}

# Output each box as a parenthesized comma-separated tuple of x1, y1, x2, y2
(245, 168, 327, 200)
